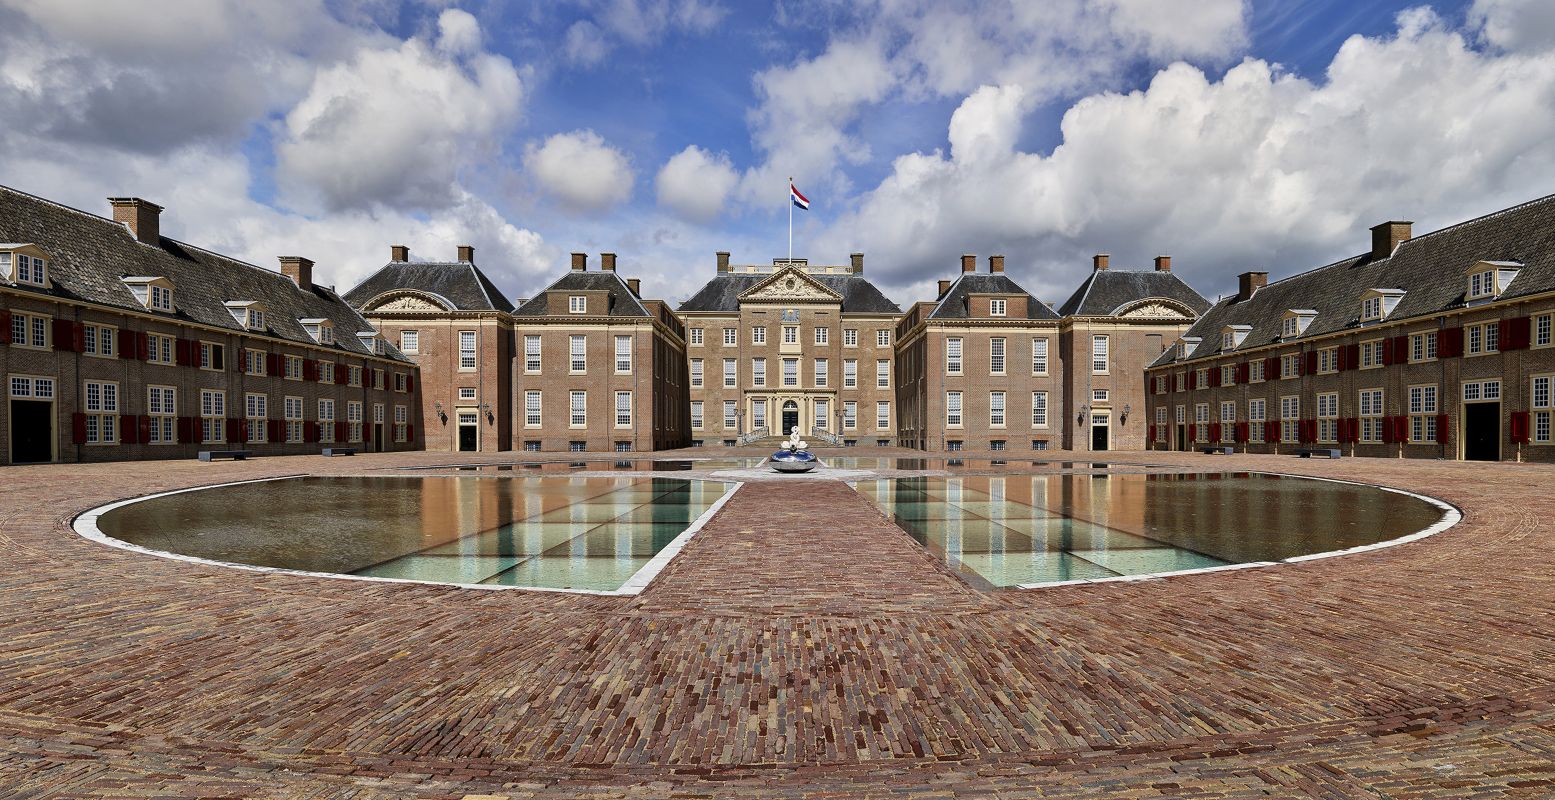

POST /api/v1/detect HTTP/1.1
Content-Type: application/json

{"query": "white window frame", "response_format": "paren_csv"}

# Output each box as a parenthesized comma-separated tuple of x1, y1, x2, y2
(945, 391, 963, 428)
(459, 330, 477, 370)
(569, 390, 587, 427)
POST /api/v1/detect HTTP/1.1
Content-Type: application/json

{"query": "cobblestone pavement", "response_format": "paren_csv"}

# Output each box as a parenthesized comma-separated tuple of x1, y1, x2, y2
(3, 447, 1555, 798)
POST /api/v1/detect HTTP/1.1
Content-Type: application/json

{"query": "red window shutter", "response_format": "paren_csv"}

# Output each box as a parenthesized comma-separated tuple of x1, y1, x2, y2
(1265, 356, 1279, 378)
(196, 417, 207, 444)
(0, 310, 10, 344)
(117, 329, 134, 359)
(138, 416, 152, 444)
(1349, 418, 1361, 444)
(1269, 420, 1280, 441)
(1396, 416, 1409, 443)
(1435, 413, 1450, 444)
(1148, 424, 1156, 441)
(228, 418, 242, 443)
(174, 339, 190, 366)
(1186, 371, 1196, 390)
(137, 331, 150, 360)
(303, 359, 316, 382)
(1169, 373, 1177, 392)
(120, 414, 138, 444)
(1394, 335, 1411, 363)
(336, 420, 347, 442)
(1439, 327, 1464, 357)
(1336, 346, 1348, 372)
(1511, 411, 1530, 443)
(1508, 316, 1531, 350)
(407, 424, 415, 442)
(1382, 416, 1395, 444)
(52, 318, 74, 351)
(1346, 343, 1360, 370)
(177, 416, 194, 444)
(71, 412, 87, 444)
(406, 375, 415, 393)
(236, 348, 247, 372)
(1188, 423, 1196, 441)
(72, 322, 85, 352)
(1209, 422, 1220, 441)
(265, 353, 278, 376)
(304, 421, 317, 443)
(1234, 421, 1246, 443)
(1303, 351, 1317, 376)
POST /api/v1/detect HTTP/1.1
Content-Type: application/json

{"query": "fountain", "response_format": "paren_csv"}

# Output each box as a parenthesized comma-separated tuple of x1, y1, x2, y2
(769, 426, 819, 473)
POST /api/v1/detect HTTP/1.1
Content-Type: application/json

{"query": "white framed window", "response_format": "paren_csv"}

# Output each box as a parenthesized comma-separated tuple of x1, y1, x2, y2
(1195, 403, 1210, 442)
(615, 391, 632, 427)
(285, 355, 303, 380)
(1469, 269, 1496, 299)
(1280, 396, 1299, 443)
(525, 390, 542, 427)
(9, 313, 49, 348)
(690, 358, 703, 387)
(989, 337, 1006, 374)
(752, 399, 767, 429)
(723, 400, 737, 429)
(1281, 354, 1300, 379)
(459, 330, 477, 369)
(1031, 392, 1048, 427)
(722, 327, 737, 346)
(876, 330, 890, 347)
(1318, 348, 1337, 373)
(1362, 296, 1382, 321)
(690, 400, 703, 429)
(569, 390, 587, 426)
(1361, 339, 1384, 368)
(876, 359, 890, 388)
(1249, 359, 1265, 382)
(783, 358, 798, 386)
(347, 401, 363, 443)
(1411, 332, 1437, 362)
(814, 399, 829, 429)
(1533, 376, 1553, 443)
(1092, 389, 1109, 403)
(1175, 405, 1186, 424)
(399, 330, 419, 353)
(843, 359, 856, 388)
(723, 358, 737, 387)
(348, 365, 363, 387)
(83, 380, 119, 445)
(1282, 317, 1298, 338)
(1220, 401, 1235, 443)
(1536, 315, 1552, 348)
(147, 333, 175, 365)
(752, 358, 766, 387)
(284, 396, 304, 443)
(1467, 321, 1499, 355)
(1248, 399, 1266, 443)
(569, 335, 586, 373)
(1359, 389, 1384, 443)
(1031, 338, 1048, 375)
(843, 329, 858, 347)
(783, 325, 798, 344)
(1221, 365, 1235, 386)
(246, 393, 268, 443)
(814, 358, 828, 387)
(615, 335, 632, 373)
(690, 328, 703, 346)
(1463, 380, 1501, 401)
(318, 399, 336, 443)
(752, 326, 766, 345)
(1317, 392, 1338, 443)
(946, 391, 963, 427)
(524, 335, 541, 372)
(1409, 384, 1438, 443)
(316, 358, 332, 383)
(843, 400, 857, 429)
(876, 401, 890, 429)
(814, 327, 828, 345)
(11, 252, 47, 286)
(945, 337, 963, 375)
(201, 390, 226, 443)
(83, 324, 116, 357)
(148, 385, 177, 443)
(1155, 406, 1168, 442)
(1091, 334, 1109, 374)
(149, 284, 173, 312)
(989, 298, 1006, 316)
(458, 387, 476, 400)
(569, 295, 587, 313)
(989, 391, 1006, 427)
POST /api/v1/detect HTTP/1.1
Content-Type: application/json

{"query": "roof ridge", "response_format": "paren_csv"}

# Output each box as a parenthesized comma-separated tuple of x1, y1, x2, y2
(467, 263, 498, 309)
(929, 274, 967, 317)
(1394, 191, 1555, 252)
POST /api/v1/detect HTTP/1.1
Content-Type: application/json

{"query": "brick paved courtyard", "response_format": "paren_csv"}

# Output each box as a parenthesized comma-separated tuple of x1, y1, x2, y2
(3, 447, 1555, 798)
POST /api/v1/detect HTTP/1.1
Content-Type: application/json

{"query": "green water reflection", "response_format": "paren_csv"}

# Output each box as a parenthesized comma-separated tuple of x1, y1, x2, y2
(853, 473, 1445, 587)
(97, 476, 731, 591)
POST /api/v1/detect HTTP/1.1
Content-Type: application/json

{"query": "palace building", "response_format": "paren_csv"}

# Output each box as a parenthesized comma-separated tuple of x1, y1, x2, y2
(1146, 193, 1555, 463)
(677, 253, 901, 445)
(0, 185, 420, 465)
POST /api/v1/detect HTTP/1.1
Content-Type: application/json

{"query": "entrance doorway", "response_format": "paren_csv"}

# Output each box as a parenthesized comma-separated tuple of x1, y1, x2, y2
(9, 400, 53, 463)
(457, 411, 479, 451)
(373, 423, 384, 452)
(1175, 424, 1186, 452)
(1090, 414, 1110, 451)
(1464, 402, 1500, 461)
(781, 401, 799, 435)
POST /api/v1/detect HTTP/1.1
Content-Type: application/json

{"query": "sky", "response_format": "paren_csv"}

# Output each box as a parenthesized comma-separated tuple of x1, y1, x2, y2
(4, 0, 1555, 311)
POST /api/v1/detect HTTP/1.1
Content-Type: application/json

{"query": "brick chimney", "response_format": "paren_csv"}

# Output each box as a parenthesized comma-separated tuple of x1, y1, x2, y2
(601, 252, 617, 271)
(989, 255, 1005, 273)
(390, 244, 409, 262)
(571, 252, 587, 271)
(457, 244, 474, 263)
(937, 279, 951, 298)
(961, 254, 976, 273)
(278, 256, 314, 292)
(1093, 253, 1109, 271)
(108, 197, 162, 246)
(850, 252, 864, 273)
(1154, 255, 1171, 272)
(627, 277, 641, 296)
(1237, 271, 1267, 302)
(1370, 221, 1412, 260)
(716, 251, 730, 273)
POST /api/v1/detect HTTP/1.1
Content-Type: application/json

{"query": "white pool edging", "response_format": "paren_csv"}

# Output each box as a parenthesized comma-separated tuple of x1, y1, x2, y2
(1014, 474, 1462, 590)
(72, 475, 743, 597)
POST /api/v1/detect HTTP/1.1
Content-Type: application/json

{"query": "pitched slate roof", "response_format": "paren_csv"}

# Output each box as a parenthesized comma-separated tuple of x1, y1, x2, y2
(513, 271, 651, 317)
(927, 273, 1059, 320)
(1056, 269, 1212, 317)
(1153, 191, 1555, 368)
(342, 261, 514, 313)
(678, 274, 901, 314)
(0, 185, 410, 362)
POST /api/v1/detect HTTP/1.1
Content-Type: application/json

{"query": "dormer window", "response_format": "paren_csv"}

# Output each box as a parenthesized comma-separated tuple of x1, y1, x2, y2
(357, 331, 385, 355)
(568, 295, 587, 313)
(224, 301, 267, 331)
(300, 318, 334, 345)
(1, 245, 51, 287)
(989, 298, 1006, 316)
(1221, 325, 1251, 351)
(1467, 260, 1521, 301)
(1361, 289, 1405, 322)
(1178, 336, 1201, 360)
(124, 276, 175, 313)
(1281, 310, 1317, 339)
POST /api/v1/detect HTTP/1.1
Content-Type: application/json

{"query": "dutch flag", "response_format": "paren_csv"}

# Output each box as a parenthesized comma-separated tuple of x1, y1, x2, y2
(790, 181, 810, 210)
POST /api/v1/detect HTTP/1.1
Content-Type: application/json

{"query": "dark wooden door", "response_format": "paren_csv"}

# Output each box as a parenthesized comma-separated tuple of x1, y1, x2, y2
(10, 400, 52, 463)
(1464, 403, 1500, 461)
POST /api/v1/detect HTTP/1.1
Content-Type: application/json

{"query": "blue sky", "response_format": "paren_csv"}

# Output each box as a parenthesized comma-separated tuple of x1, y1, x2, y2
(4, 0, 1554, 309)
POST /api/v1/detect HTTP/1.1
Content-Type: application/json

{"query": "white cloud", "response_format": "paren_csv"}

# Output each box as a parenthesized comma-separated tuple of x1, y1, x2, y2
(524, 129, 635, 213)
(656, 145, 739, 222)
(276, 22, 523, 213)
(815, 8, 1555, 302)
(1471, 0, 1555, 53)
(563, 20, 609, 67)
(561, 0, 726, 66)
(435, 8, 482, 56)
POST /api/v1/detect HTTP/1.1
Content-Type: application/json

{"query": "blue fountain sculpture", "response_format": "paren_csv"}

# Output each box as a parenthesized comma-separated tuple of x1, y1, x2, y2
(770, 426, 819, 473)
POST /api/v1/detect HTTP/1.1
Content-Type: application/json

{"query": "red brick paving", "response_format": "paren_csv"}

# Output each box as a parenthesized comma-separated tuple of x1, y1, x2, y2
(1, 447, 1554, 797)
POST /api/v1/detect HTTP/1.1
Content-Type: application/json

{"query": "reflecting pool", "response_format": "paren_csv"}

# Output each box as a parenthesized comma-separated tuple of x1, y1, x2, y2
(853, 473, 1448, 588)
(94, 476, 732, 592)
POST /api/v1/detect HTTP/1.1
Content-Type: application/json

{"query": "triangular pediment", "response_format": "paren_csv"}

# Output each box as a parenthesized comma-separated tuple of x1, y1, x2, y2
(738, 267, 843, 303)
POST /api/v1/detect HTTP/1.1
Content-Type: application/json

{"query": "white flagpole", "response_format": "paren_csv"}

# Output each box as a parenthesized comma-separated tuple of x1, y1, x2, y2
(787, 176, 792, 262)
